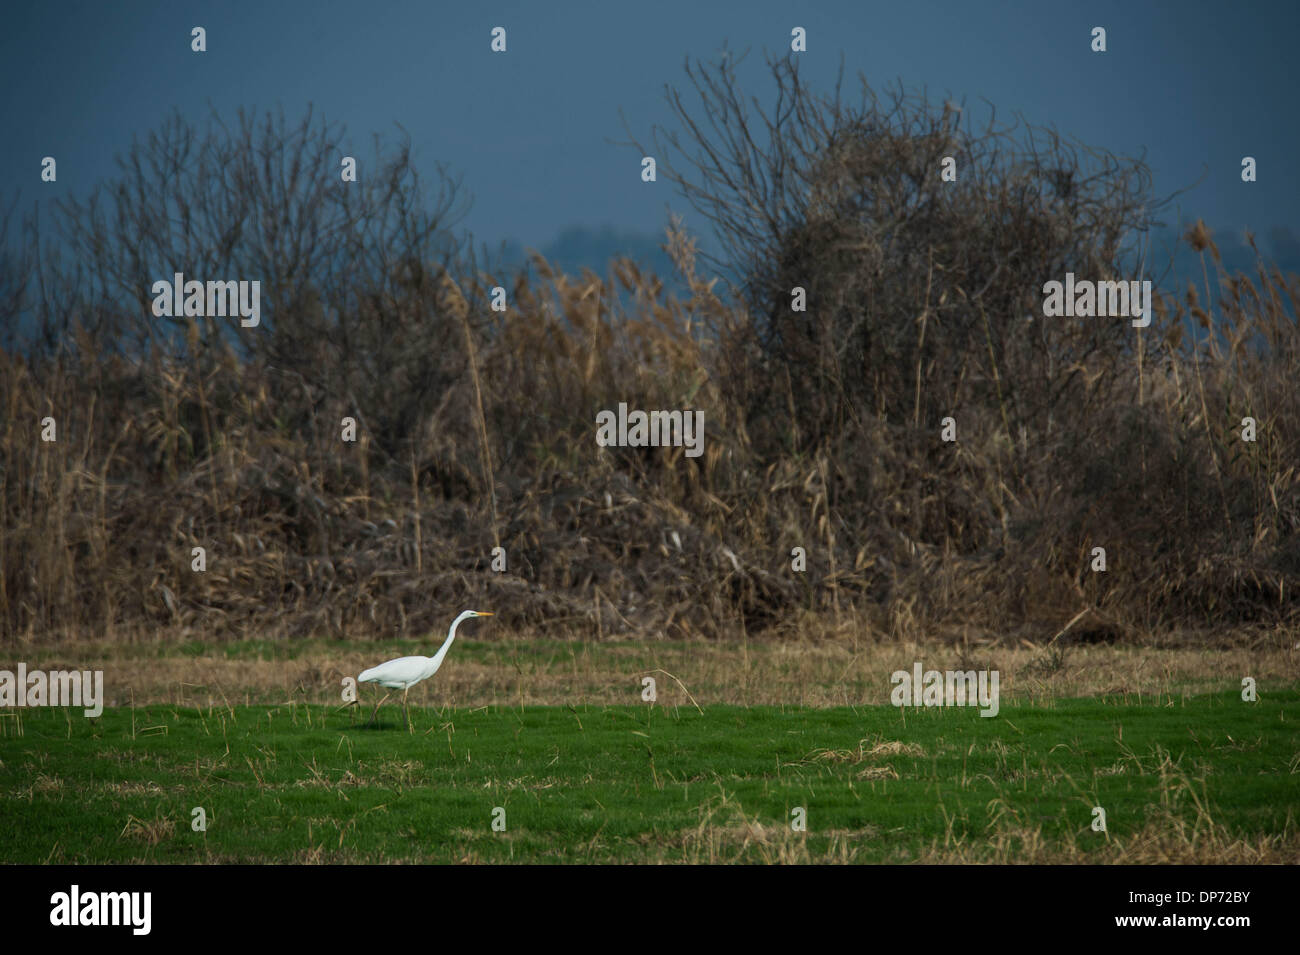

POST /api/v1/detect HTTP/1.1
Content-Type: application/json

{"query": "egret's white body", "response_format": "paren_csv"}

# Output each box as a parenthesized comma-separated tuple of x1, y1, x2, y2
(359, 610, 492, 726)
(359, 655, 444, 689)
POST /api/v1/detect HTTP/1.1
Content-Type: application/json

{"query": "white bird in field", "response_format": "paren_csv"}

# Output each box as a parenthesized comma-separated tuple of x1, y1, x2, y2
(359, 610, 493, 727)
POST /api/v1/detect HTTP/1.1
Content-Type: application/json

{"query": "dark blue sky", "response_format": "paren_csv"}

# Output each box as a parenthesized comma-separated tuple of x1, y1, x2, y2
(3, 0, 1298, 264)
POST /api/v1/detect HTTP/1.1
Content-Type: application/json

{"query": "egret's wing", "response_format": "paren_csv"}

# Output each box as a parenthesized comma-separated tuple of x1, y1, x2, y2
(359, 655, 428, 686)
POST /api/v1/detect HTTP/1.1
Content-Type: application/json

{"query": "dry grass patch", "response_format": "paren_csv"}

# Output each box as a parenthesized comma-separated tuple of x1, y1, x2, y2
(15, 632, 1296, 708)
(119, 813, 177, 845)
(104, 781, 166, 797)
(679, 793, 869, 864)
(808, 736, 925, 765)
(856, 765, 900, 781)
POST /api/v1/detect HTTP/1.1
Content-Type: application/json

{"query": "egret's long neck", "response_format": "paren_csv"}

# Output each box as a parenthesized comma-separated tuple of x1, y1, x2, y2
(429, 616, 466, 669)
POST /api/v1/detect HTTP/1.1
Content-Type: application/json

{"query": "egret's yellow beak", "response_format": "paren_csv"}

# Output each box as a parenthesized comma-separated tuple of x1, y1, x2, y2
(476, 611, 494, 616)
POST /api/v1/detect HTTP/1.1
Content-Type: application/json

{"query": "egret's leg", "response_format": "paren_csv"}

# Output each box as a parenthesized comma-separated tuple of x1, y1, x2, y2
(402, 687, 411, 732)
(366, 690, 392, 726)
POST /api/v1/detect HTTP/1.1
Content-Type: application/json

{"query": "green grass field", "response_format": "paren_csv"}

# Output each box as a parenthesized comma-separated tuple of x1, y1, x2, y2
(2, 689, 1295, 863)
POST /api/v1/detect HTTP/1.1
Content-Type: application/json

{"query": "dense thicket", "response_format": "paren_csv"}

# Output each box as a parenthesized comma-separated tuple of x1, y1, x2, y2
(3, 59, 1297, 643)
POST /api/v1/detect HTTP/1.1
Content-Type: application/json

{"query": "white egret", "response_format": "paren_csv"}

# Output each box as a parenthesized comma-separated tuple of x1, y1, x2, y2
(359, 610, 493, 727)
